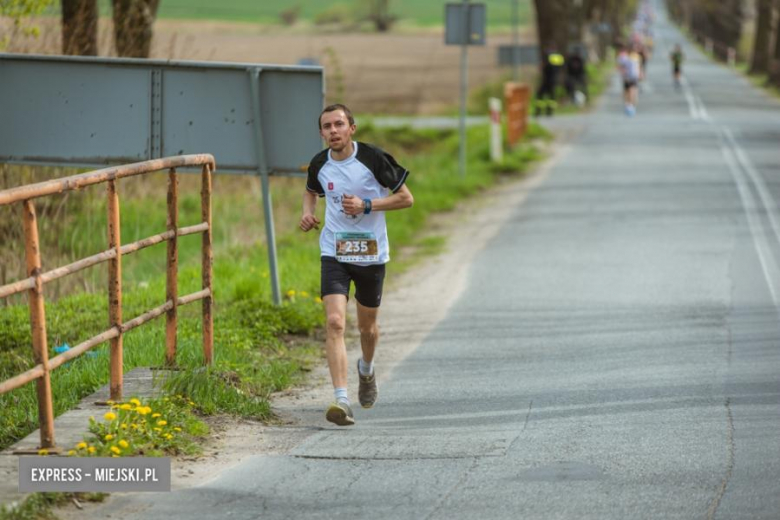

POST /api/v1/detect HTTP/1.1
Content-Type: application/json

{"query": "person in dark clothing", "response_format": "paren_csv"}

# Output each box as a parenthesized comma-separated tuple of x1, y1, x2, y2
(565, 51, 588, 106)
(670, 44, 684, 88)
(535, 50, 564, 116)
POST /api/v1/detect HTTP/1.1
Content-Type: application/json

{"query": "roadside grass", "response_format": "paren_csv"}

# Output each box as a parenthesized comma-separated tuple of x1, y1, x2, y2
(0, 492, 106, 520)
(0, 120, 546, 454)
(450, 54, 614, 119)
(735, 63, 780, 100)
(90, 0, 532, 27)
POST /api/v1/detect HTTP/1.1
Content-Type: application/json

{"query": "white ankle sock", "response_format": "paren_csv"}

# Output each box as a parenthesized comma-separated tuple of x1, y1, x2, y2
(358, 358, 374, 376)
(334, 387, 349, 404)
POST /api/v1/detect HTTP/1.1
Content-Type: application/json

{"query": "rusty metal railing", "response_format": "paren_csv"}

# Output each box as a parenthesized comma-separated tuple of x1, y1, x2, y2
(0, 154, 215, 450)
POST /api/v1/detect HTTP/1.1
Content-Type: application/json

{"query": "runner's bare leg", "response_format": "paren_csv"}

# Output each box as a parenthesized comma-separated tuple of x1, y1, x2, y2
(356, 301, 380, 365)
(323, 294, 349, 388)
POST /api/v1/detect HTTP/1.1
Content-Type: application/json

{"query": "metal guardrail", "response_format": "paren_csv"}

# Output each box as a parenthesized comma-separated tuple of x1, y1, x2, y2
(0, 154, 215, 450)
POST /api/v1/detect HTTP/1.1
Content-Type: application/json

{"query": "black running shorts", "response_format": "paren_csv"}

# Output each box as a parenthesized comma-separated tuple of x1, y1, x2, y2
(320, 256, 386, 308)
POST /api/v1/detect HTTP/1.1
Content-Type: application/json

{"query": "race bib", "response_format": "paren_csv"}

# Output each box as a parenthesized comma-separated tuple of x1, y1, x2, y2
(335, 232, 378, 262)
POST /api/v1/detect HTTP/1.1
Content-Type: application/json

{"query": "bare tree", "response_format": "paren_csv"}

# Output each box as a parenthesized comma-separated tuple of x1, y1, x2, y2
(770, 0, 780, 85)
(751, 0, 774, 74)
(112, 0, 159, 58)
(364, 0, 394, 32)
(533, 0, 570, 58)
(61, 0, 98, 55)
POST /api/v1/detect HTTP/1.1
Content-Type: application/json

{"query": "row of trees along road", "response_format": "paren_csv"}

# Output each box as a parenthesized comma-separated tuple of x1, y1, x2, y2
(666, 0, 780, 87)
(532, 0, 639, 61)
(2, 0, 399, 57)
(62, 0, 160, 57)
(0, 0, 160, 57)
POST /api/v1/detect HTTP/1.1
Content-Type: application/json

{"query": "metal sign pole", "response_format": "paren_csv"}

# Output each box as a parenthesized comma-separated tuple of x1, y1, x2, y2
(249, 68, 282, 305)
(512, 0, 519, 82)
(459, 0, 469, 179)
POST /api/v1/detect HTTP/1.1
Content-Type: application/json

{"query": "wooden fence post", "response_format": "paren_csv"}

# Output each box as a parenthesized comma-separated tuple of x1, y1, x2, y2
(166, 168, 178, 366)
(107, 180, 123, 401)
(201, 164, 213, 365)
(22, 200, 56, 449)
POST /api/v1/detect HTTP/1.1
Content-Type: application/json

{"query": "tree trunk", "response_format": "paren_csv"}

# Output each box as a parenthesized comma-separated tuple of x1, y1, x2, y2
(533, 0, 569, 63)
(61, 0, 98, 56)
(751, 0, 773, 74)
(112, 0, 160, 58)
(372, 0, 392, 32)
(770, 0, 780, 86)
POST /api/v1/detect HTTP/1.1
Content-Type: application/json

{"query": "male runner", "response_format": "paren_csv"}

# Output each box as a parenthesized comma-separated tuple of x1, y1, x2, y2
(300, 103, 414, 426)
(670, 44, 684, 88)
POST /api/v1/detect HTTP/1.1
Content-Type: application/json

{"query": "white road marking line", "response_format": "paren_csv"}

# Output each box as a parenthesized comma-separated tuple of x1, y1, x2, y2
(680, 77, 700, 119)
(723, 127, 780, 244)
(720, 133, 780, 310)
(695, 94, 711, 122)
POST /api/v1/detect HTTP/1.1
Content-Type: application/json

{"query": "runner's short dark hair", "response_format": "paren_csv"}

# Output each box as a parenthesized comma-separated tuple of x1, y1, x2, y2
(319, 104, 355, 129)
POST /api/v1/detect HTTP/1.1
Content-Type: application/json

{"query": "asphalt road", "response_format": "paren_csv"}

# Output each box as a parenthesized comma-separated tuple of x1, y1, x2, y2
(80, 5, 780, 520)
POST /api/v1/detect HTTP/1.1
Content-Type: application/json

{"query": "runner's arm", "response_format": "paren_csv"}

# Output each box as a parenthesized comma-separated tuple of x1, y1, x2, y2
(342, 185, 414, 215)
(300, 191, 320, 231)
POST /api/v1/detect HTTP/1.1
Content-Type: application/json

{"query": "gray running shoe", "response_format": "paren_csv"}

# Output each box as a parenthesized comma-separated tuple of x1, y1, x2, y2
(325, 401, 355, 426)
(357, 360, 378, 409)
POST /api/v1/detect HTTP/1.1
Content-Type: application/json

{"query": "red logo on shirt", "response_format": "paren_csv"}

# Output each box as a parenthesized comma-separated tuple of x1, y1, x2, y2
(328, 182, 334, 190)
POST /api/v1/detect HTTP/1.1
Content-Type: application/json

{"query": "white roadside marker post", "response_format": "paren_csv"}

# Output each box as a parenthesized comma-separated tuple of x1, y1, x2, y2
(489, 97, 503, 163)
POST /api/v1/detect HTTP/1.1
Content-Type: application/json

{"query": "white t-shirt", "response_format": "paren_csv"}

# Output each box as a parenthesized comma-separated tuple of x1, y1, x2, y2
(618, 52, 640, 81)
(306, 141, 409, 265)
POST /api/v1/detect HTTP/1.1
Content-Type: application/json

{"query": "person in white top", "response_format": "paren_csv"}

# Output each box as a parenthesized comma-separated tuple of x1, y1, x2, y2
(617, 42, 641, 116)
(300, 104, 414, 426)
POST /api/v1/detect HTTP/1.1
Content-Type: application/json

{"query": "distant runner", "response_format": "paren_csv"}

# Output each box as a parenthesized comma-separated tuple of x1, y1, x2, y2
(300, 103, 414, 426)
(670, 44, 684, 88)
(617, 42, 641, 116)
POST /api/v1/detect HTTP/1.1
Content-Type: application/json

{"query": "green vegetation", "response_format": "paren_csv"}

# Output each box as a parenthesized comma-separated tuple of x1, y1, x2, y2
(0, 121, 546, 454)
(75, 395, 208, 457)
(733, 61, 780, 100)
(0, 492, 106, 520)
(90, 0, 532, 27)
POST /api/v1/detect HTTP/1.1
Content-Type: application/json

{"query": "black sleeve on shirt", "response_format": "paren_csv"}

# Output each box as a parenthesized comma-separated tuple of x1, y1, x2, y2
(356, 142, 410, 193)
(306, 149, 329, 197)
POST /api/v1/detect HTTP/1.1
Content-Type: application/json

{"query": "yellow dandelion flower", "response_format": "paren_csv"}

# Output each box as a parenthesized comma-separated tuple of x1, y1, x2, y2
(152, 413, 161, 418)
(173, 427, 182, 432)
(129, 398, 141, 406)
(286, 289, 296, 298)
(119, 404, 132, 410)
(87, 446, 96, 454)
(157, 420, 167, 426)
(188, 401, 195, 406)
(37, 449, 48, 456)
(106, 400, 115, 405)
(110, 446, 121, 455)
(153, 427, 162, 433)
(104, 434, 114, 441)
(104, 412, 117, 421)
(165, 434, 173, 440)
(136, 406, 151, 415)
(314, 297, 322, 303)
(76, 442, 87, 450)
(130, 424, 138, 430)
(118, 440, 129, 449)
(67, 450, 76, 456)
(120, 423, 128, 429)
